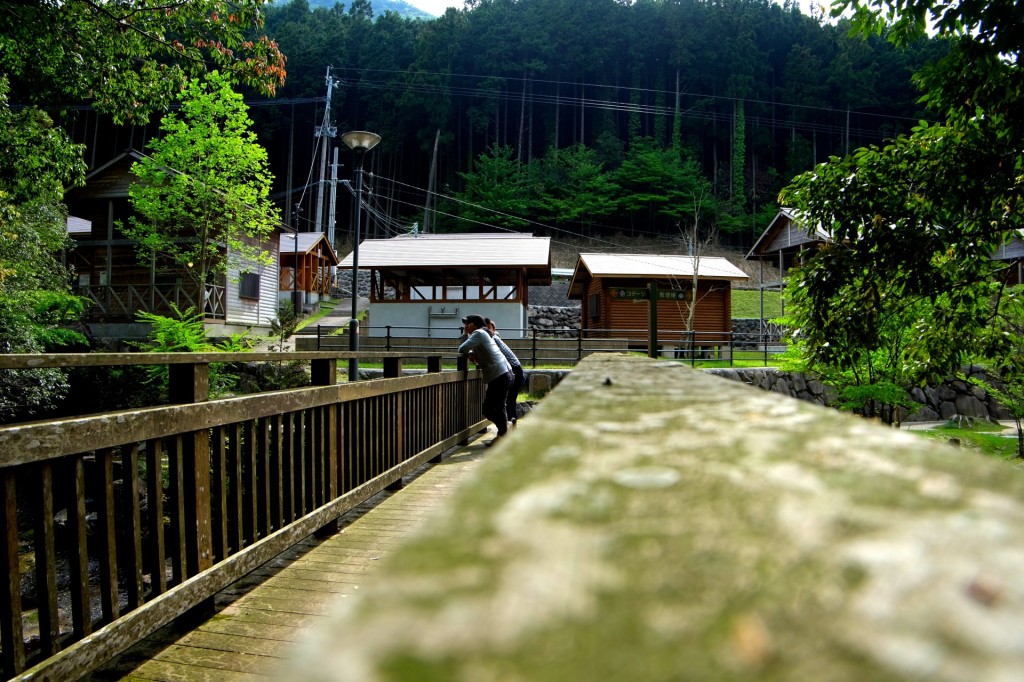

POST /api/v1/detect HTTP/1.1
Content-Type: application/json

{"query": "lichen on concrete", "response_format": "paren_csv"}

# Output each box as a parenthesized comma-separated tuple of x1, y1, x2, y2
(286, 353, 1024, 682)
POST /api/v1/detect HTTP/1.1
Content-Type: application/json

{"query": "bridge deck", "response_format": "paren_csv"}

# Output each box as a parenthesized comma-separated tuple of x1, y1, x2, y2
(89, 435, 491, 681)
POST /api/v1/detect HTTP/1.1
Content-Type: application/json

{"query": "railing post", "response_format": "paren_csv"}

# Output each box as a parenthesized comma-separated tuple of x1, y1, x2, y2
(383, 357, 402, 378)
(1, 470, 24, 678)
(457, 355, 471, 444)
(532, 328, 538, 368)
(386, 325, 392, 352)
(167, 362, 213, 600)
(311, 359, 337, 386)
(317, 324, 322, 351)
(348, 319, 360, 382)
(427, 355, 443, 373)
(312, 359, 339, 538)
(576, 328, 583, 364)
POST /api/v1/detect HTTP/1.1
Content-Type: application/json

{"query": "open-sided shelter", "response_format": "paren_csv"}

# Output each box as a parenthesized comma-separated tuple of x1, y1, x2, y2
(338, 233, 551, 338)
(63, 149, 281, 337)
(568, 253, 748, 350)
(279, 231, 340, 313)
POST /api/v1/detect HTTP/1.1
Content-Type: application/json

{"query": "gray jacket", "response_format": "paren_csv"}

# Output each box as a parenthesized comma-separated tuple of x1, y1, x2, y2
(491, 333, 521, 369)
(458, 329, 511, 383)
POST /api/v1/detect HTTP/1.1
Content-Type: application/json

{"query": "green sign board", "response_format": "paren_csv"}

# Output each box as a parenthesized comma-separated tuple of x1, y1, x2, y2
(611, 287, 689, 301)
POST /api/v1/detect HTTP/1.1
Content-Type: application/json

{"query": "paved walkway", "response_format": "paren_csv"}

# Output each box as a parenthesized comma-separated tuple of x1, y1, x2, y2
(90, 431, 490, 681)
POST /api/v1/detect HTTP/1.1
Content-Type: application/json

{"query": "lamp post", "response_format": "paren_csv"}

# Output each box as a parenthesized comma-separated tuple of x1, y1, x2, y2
(341, 130, 381, 382)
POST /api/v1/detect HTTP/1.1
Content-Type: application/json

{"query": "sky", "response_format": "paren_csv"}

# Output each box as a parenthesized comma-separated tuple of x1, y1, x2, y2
(405, 0, 834, 19)
(404, 0, 462, 16)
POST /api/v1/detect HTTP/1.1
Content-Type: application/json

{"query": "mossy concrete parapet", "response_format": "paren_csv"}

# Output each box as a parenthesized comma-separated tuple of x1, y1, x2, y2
(289, 354, 1024, 681)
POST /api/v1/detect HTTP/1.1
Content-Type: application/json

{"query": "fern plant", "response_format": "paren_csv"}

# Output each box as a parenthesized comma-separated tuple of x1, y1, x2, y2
(134, 304, 250, 399)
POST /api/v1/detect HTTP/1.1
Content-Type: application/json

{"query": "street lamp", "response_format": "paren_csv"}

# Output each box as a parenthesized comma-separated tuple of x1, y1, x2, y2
(341, 130, 381, 382)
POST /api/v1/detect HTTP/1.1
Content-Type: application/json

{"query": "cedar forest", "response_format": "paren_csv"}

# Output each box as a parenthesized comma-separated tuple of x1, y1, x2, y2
(70, 0, 946, 248)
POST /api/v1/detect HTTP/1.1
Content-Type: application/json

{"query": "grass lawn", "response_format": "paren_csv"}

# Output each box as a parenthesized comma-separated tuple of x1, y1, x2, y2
(732, 289, 783, 319)
(910, 421, 1023, 461)
(295, 301, 338, 331)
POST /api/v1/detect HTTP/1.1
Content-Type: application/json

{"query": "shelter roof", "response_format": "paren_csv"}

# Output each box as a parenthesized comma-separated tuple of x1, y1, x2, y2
(745, 208, 831, 260)
(280, 231, 339, 265)
(568, 253, 748, 298)
(338, 233, 552, 284)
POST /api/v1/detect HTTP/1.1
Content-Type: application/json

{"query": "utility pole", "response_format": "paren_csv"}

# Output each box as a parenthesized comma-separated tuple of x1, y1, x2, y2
(328, 147, 339, 251)
(423, 129, 440, 234)
(314, 66, 339, 233)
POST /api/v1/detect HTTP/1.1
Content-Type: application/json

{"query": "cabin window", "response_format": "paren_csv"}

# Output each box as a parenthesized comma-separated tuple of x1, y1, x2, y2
(239, 272, 260, 300)
(588, 293, 600, 320)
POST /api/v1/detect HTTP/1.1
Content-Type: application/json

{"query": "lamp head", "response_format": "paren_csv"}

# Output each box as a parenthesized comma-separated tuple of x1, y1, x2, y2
(341, 130, 381, 153)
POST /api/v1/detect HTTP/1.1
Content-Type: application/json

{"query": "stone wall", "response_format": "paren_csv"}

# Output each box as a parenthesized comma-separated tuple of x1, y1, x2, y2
(708, 365, 1012, 423)
(527, 305, 581, 336)
(527, 308, 781, 347)
(334, 270, 372, 298)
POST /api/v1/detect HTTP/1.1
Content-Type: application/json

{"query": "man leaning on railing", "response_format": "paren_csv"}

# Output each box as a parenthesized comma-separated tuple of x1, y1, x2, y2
(458, 314, 512, 447)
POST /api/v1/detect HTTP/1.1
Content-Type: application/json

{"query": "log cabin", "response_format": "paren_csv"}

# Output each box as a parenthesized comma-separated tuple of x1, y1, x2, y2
(568, 252, 748, 353)
(279, 231, 340, 313)
(64, 149, 282, 339)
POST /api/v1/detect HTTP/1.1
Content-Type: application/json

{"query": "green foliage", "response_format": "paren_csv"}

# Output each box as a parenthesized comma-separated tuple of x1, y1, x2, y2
(0, 77, 90, 423)
(835, 382, 921, 425)
(269, 304, 301, 351)
(778, 0, 1023, 424)
(778, 288, 943, 424)
(0, 0, 285, 126)
(614, 138, 716, 234)
(125, 72, 279, 289)
(134, 305, 251, 398)
(451, 145, 532, 231)
(536, 144, 617, 233)
(966, 374, 1024, 459)
(958, 285, 1024, 458)
(0, 0, 287, 418)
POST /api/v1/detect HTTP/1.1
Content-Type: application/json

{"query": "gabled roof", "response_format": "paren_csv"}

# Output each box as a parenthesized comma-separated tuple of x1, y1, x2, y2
(568, 253, 748, 298)
(745, 208, 831, 260)
(64, 149, 147, 200)
(338, 233, 552, 284)
(280, 231, 339, 265)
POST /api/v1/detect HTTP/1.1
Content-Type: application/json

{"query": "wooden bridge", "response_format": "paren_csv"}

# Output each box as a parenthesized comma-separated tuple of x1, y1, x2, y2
(0, 350, 487, 681)
(4, 352, 1024, 681)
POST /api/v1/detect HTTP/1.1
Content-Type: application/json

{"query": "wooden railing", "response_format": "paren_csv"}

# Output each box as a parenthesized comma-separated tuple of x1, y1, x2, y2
(302, 325, 788, 367)
(0, 352, 485, 681)
(75, 284, 227, 320)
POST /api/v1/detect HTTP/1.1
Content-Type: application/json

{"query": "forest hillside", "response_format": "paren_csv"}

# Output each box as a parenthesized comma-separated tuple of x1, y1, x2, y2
(65, 0, 945, 251)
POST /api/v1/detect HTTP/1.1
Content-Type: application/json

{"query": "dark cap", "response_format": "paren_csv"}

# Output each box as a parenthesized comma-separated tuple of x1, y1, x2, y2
(461, 314, 486, 328)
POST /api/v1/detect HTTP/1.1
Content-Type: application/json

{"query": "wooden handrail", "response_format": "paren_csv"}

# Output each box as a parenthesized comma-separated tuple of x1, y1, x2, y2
(0, 351, 433, 370)
(0, 355, 485, 680)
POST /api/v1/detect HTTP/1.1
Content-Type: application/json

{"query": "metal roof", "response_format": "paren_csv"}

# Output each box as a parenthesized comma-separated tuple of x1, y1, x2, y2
(568, 253, 748, 298)
(338, 233, 551, 270)
(279, 231, 340, 264)
(746, 208, 831, 260)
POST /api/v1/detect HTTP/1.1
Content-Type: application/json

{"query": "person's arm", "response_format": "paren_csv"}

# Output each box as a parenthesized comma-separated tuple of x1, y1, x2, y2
(458, 330, 482, 355)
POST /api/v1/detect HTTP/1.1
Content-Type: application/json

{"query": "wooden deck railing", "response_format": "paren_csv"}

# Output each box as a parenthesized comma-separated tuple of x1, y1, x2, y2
(0, 352, 485, 681)
(302, 325, 787, 367)
(74, 284, 227, 320)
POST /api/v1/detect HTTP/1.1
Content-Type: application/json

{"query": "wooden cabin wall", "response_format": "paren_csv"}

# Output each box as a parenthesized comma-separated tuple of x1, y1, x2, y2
(584, 277, 732, 341)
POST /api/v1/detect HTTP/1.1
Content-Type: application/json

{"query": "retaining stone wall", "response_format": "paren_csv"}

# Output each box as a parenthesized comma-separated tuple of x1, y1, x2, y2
(708, 365, 1013, 423)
